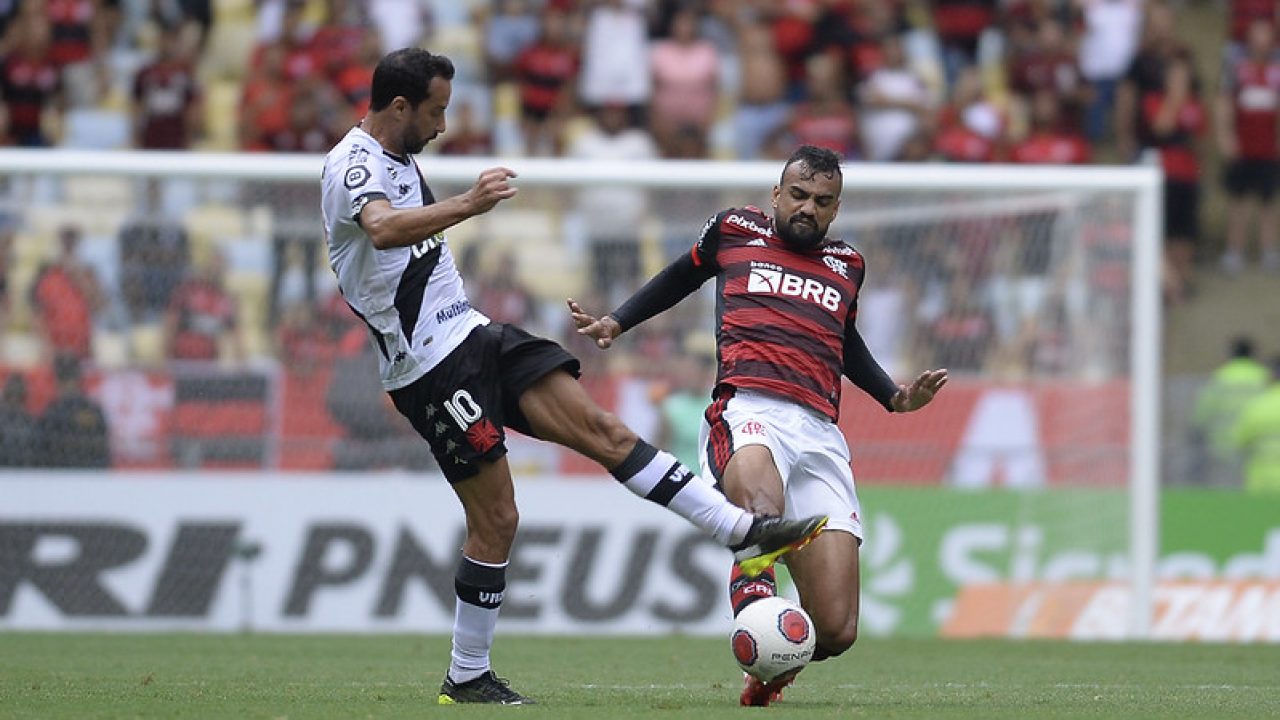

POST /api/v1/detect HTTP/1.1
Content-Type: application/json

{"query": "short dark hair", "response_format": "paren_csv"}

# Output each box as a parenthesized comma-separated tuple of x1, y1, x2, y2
(1231, 336, 1256, 359)
(369, 48, 455, 112)
(781, 145, 843, 183)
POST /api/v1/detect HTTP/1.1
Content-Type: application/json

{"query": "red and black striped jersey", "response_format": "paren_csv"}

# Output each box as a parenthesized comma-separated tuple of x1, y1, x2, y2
(693, 206, 865, 420)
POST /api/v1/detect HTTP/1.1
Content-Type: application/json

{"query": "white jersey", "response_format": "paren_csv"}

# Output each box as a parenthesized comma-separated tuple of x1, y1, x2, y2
(321, 126, 488, 390)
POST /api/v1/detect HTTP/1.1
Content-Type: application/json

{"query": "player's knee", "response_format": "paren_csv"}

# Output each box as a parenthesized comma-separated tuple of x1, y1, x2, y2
(815, 615, 858, 657)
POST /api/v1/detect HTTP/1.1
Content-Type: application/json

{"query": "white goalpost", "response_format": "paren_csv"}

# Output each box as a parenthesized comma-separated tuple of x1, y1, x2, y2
(0, 150, 1161, 638)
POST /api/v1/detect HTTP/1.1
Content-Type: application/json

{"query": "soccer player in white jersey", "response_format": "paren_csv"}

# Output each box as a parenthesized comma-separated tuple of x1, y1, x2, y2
(320, 48, 827, 706)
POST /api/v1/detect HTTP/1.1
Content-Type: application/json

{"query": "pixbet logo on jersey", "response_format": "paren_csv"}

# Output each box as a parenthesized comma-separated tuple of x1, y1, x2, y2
(746, 262, 841, 311)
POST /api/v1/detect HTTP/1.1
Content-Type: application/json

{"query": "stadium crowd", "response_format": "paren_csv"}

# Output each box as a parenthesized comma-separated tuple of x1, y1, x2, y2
(0, 0, 1276, 480)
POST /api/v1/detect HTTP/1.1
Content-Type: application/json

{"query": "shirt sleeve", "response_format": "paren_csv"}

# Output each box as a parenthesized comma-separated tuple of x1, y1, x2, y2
(690, 209, 729, 270)
(326, 145, 390, 226)
(843, 321, 899, 412)
(610, 251, 716, 332)
(609, 211, 726, 332)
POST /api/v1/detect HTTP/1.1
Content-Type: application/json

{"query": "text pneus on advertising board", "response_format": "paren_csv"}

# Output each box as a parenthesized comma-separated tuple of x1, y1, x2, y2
(1, 476, 735, 633)
(5, 477, 1280, 638)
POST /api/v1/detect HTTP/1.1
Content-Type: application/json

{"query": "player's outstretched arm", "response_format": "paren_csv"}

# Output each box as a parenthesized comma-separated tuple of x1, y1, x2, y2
(568, 251, 715, 350)
(360, 167, 517, 250)
(567, 299, 622, 349)
(889, 369, 949, 413)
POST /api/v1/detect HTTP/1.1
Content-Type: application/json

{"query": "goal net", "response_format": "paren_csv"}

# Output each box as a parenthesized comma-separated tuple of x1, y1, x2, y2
(0, 151, 1161, 637)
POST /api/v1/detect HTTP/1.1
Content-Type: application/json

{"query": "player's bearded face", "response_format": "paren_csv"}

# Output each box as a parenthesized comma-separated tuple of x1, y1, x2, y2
(403, 77, 451, 154)
(773, 163, 841, 250)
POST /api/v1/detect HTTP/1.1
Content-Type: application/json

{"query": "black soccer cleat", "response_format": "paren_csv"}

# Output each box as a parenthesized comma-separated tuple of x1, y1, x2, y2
(731, 514, 829, 578)
(438, 670, 535, 705)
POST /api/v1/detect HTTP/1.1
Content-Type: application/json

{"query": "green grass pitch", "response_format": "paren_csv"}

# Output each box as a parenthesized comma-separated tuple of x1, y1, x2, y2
(2, 634, 1278, 719)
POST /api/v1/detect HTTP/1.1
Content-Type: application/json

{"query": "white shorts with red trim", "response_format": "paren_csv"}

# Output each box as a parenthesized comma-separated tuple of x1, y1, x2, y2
(699, 389, 863, 540)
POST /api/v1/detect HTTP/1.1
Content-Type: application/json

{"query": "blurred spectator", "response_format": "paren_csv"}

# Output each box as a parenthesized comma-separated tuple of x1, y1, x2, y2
(118, 178, 190, 322)
(761, 0, 820, 99)
(1231, 355, 1280, 492)
(0, 215, 13, 329)
(311, 0, 367, 78)
(0, 10, 62, 147)
(774, 51, 859, 159)
(276, 299, 335, 375)
(1227, 0, 1280, 55)
(649, 6, 718, 157)
(438, 99, 493, 155)
(1140, 52, 1205, 303)
(473, 250, 535, 326)
(733, 19, 789, 160)
(1008, 18, 1085, 130)
(1116, 1, 1187, 161)
(847, 0, 906, 82)
(1077, 0, 1143, 143)
(484, 0, 540, 82)
(926, 277, 994, 373)
(46, 0, 107, 66)
(859, 34, 931, 162)
(131, 25, 202, 149)
(0, 374, 38, 466)
(332, 26, 381, 118)
(934, 66, 1003, 162)
(250, 0, 320, 83)
(150, 0, 212, 50)
(1009, 90, 1090, 164)
(652, 348, 715, 470)
(46, 0, 110, 106)
(1194, 335, 1270, 486)
(1216, 18, 1280, 275)
(514, 6, 578, 156)
(239, 43, 293, 149)
(933, 0, 997, 85)
(34, 353, 110, 468)
(580, 0, 650, 118)
(325, 316, 433, 471)
(0, 0, 19, 41)
(165, 250, 241, 361)
(30, 225, 101, 362)
(366, 0, 429, 53)
(266, 88, 339, 152)
(570, 102, 657, 305)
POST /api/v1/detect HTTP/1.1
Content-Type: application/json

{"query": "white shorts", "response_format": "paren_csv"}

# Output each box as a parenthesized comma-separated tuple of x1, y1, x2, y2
(699, 389, 863, 540)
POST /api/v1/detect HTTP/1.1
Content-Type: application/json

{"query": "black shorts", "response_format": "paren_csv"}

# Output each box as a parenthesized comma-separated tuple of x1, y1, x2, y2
(1224, 158, 1280, 200)
(1164, 180, 1200, 242)
(389, 323, 580, 483)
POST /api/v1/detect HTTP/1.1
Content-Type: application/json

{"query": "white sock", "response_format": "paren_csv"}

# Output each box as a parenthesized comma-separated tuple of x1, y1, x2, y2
(449, 556, 506, 684)
(610, 440, 753, 546)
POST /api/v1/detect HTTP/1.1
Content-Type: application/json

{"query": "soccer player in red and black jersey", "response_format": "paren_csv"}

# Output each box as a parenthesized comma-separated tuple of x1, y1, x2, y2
(571, 145, 948, 706)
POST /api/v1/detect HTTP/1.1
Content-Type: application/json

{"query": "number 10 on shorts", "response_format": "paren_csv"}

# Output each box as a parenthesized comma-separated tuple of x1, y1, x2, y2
(443, 389, 482, 430)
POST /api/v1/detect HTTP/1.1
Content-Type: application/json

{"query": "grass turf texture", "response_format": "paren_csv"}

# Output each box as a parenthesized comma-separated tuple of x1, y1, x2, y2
(2, 634, 1278, 719)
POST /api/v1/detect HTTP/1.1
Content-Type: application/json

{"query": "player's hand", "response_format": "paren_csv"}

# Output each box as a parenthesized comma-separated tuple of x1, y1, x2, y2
(465, 167, 518, 215)
(890, 368, 948, 413)
(567, 298, 622, 349)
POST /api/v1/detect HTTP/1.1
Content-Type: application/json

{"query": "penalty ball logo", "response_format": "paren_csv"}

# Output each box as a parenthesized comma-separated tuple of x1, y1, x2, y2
(731, 629, 758, 666)
(778, 609, 810, 644)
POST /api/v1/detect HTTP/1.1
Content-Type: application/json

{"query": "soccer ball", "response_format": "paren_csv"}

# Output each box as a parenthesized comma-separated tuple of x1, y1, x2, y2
(730, 596, 816, 682)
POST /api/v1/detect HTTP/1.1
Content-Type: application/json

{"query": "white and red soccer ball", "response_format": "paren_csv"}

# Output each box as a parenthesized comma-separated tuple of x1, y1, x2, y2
(730, 596, 816, 682)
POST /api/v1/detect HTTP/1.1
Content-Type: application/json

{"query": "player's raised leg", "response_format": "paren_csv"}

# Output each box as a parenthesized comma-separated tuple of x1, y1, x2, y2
(436, 455, 533, 705)
(516, 369, 824, 564)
